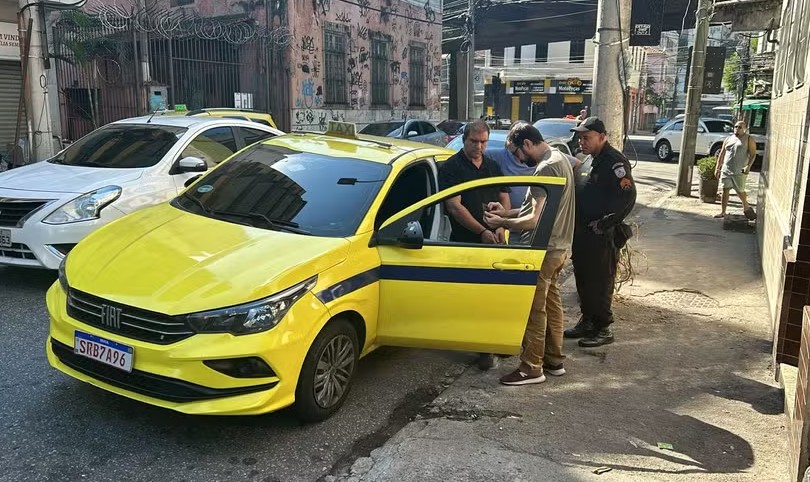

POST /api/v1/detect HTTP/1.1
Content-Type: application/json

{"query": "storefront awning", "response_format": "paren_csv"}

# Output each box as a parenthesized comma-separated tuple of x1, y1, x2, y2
(742, 99, 770, 110)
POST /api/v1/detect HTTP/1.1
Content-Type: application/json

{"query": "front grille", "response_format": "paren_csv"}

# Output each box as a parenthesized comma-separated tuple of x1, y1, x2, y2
(0, 198, 53, 227)
(51, 339, 277, 403)
(67, 289, 195, 345)
(0, 243, 36, 260)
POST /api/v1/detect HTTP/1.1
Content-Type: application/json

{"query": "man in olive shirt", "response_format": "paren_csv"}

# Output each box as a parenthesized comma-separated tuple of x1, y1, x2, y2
(484, 122, 576, 385)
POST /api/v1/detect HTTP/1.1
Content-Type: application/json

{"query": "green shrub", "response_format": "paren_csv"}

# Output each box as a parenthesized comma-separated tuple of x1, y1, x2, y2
(697, 156, 718, 181)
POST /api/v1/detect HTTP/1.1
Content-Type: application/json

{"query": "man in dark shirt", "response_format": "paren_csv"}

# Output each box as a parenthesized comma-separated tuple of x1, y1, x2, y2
(438, 120, 511, 244)
(564, 117, 636, 347)
(438, 119, 511, 371)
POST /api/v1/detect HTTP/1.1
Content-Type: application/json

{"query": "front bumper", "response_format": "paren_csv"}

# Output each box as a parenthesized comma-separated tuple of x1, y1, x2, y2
(46, 283, 326, 415)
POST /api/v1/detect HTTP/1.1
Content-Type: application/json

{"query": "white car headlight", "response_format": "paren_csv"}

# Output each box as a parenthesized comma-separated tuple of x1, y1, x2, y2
(43, 186, 122, 225)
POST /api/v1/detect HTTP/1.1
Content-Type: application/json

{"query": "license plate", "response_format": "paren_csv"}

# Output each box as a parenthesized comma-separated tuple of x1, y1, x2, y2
(74, 331, 134, 372)
(0, 229, 10, 248)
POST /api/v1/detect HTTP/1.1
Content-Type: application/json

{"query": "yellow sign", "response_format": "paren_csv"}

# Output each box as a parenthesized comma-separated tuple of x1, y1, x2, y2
(326, 120, 357, 138)
(564, 95, 584, 104)
(531, 95, 547, 103)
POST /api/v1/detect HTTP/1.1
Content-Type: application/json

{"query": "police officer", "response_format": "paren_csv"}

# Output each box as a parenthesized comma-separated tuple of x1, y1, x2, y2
(564, 117, 636, 347)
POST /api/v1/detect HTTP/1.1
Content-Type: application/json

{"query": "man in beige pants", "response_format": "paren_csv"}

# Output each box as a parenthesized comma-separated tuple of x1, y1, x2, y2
(484, 122, 576, 385)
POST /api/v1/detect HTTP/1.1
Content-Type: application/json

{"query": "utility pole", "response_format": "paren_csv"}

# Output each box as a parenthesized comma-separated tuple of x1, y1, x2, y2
(676, 0, 712, 196)
(737, 37, 750, 119)
(465, 0, 476, 120)
(591, 0, 631, 150)
(17, 0, 54, 163)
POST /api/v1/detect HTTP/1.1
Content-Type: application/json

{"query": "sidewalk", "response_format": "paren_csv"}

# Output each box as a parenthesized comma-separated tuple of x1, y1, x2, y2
(334, 170, 786, 481)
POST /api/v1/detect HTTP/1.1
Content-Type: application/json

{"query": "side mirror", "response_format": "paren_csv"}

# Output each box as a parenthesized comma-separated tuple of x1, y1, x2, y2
(397, 221, 424, 249)
(184, 174, 203, 188)
(407, 130, 419, 138)
(697, 127, 706, 133)
(177, 156, 207, 173)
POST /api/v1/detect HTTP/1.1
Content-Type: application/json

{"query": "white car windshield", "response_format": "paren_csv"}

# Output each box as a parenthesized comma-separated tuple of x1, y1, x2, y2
(49, 124, 187, 168)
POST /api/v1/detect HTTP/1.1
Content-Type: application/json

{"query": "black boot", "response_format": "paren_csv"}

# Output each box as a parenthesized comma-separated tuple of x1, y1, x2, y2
(578, 328, 615, 347)
(564, 316, 595, 339)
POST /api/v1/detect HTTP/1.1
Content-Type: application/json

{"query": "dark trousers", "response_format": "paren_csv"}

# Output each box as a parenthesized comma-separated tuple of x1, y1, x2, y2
(572, 227, 619, 329)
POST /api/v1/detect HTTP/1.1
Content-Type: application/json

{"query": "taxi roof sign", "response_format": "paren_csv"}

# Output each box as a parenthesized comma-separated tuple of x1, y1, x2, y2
(326, 120, 357, 138)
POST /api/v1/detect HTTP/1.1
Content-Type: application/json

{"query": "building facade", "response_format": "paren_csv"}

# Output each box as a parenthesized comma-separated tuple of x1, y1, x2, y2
(286, 0, 443, 132)
(0, 0, 23, 162)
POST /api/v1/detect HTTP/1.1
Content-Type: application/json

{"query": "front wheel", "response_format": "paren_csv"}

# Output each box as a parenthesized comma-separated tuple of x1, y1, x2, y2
(294, 319, 359, 422)
(656, 140, 673, 162)
(710, 143, 723, 157)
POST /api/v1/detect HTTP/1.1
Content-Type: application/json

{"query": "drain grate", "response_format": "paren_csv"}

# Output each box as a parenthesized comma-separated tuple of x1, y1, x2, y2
(646, 290, 719, 309)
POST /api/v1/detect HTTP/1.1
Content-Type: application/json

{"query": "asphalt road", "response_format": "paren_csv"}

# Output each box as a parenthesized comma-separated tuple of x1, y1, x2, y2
(0, 266, 470, 482)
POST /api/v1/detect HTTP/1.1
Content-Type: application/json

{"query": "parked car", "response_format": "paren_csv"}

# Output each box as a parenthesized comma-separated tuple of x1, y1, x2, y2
(184, 108, 278, 129)
(652, 117, 670, 134)
(0, 116, 282, 269)
(358, 120, 447, 146)
(483, 115, 512, 129)
(436, 119, 466, 142)
(652, 117, 734, 161)
(533, 118, 582, 156)
(47, 121, 566, 421)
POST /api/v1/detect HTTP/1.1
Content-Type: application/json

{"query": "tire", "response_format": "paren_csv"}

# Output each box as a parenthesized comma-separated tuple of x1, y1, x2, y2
(656, 140, 673, 162)
(294, 319, 359, 422)
(710, 143, 722, 157)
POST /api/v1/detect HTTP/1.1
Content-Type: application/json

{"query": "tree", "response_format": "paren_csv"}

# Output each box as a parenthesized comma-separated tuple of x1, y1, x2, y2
(723, 51, 740, 94)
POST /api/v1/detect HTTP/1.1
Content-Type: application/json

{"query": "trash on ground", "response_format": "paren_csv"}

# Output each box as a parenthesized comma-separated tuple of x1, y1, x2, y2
(593, 466, 613, 475)
(657, 442, 675, 450)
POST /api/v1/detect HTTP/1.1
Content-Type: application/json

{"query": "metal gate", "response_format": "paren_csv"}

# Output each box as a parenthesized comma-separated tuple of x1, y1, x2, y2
(51, 7, 292, 140)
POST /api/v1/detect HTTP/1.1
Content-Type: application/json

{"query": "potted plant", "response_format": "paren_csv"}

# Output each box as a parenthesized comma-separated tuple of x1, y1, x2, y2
(697, 156, 719, 203)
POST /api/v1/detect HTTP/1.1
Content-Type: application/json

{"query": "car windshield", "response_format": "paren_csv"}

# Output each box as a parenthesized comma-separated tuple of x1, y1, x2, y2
(49, 124, 187, 168)
(174, 144, 391, 237)
(534, 120, 576, 139)
(359, 122, 404, 137)
(445, 131, 508, 151)
(704, 120, 733, 133)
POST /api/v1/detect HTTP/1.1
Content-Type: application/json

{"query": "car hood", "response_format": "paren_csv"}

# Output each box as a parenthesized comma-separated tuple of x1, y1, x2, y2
(66, 203, 351, 315)
(0, 162, 144, 194)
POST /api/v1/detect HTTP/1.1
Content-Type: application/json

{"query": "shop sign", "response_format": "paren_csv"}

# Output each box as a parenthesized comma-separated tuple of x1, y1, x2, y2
(0, 23, 20, 61)
(512, 80, 545, 94)
(557, 78, 591, 94)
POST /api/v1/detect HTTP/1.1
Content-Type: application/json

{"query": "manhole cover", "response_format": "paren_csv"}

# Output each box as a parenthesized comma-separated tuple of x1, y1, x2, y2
(647, 290, 719, 309)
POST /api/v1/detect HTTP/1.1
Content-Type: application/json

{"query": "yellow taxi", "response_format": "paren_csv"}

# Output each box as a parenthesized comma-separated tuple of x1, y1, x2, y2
(46, 122, 565, 421)
(184, 108, 278, 129)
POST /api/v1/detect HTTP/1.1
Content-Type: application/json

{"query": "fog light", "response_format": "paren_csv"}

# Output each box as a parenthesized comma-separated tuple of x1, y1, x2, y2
(50, 244, 77, 256)
(203, 357, 276, 378)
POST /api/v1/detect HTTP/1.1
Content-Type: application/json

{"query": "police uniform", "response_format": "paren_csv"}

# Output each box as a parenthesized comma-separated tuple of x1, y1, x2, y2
(567, 117, 636, 346)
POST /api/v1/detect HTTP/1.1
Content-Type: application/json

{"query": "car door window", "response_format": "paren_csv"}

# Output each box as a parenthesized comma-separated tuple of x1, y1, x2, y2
(375, 161, 436, 231)
(668, 122, 683, 132)
(405, 122, 420, 137)
(238, 127, 276, 147)
(420, 122, 436, 135)
(180, 127, 238, 168)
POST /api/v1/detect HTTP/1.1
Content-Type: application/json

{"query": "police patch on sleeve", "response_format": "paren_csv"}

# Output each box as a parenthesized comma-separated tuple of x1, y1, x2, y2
(613, 165, 627, 178)
(620, 178, 633, 191)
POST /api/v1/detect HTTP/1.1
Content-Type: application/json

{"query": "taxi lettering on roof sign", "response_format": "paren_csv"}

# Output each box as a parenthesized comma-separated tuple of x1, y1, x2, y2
(326, 120, 357, 138)
(45, 130, 567, 423)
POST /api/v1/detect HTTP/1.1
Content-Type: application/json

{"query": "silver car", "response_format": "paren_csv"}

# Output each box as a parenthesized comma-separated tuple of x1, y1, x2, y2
(359, 120, 447, 146)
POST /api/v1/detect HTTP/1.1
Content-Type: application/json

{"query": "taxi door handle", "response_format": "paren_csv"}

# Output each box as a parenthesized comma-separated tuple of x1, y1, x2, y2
(492, 262, 535, 271)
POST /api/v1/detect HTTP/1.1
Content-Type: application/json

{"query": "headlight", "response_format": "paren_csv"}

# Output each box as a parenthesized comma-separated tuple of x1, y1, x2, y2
(185, 275, 318, 335)
(58, 256, 69, 291)
(43, 186, 122, 224)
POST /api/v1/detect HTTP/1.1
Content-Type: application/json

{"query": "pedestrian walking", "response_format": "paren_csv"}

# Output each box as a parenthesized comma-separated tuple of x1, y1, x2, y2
(483, 122, 576, 385)
(713, 121, 758, 220)
(438, 119, 512, 370)
(564, 117, 636, 347)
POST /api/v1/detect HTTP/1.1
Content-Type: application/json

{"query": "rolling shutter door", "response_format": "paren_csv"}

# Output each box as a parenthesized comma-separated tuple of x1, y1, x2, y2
(0, 61, 26, 151)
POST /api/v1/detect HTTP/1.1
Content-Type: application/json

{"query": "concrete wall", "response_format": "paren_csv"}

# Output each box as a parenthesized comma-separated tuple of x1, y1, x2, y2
(287, 0, 443, 131)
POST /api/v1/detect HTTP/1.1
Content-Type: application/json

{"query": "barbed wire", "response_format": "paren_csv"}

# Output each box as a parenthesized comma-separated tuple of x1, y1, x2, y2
(52, 2, 293, 48)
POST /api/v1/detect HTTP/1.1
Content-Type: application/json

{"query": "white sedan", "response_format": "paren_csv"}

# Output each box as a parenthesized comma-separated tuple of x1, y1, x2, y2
(652, 117, 734, 162)
(0, 116, 282, 269)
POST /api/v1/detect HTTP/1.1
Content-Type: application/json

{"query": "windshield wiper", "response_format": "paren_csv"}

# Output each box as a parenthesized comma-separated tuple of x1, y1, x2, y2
(181, 192, 210, 214)
(209, 209, 311, 235)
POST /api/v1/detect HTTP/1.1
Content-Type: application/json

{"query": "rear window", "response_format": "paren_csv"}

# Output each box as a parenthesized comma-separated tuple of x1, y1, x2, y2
(704, 121, 733, 133)
(359, 122, 404, 137)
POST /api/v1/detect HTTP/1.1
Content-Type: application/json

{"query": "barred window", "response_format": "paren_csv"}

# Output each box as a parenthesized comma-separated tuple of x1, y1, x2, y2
(795, 0, 809, 86)
(409, 44, 426, 107)
(372, 35, 390, 106)
(324, 24, 347, 105)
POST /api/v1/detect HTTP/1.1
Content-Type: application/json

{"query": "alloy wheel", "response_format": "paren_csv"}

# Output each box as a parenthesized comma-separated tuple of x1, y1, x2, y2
(313, 334, 355, 409)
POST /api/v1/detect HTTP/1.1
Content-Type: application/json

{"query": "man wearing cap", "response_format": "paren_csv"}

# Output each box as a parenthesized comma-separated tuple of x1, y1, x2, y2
(564, 117, 636, 347)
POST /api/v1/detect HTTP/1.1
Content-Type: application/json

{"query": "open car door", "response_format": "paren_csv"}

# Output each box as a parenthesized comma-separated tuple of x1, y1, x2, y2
(373, 175, 565, 355)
